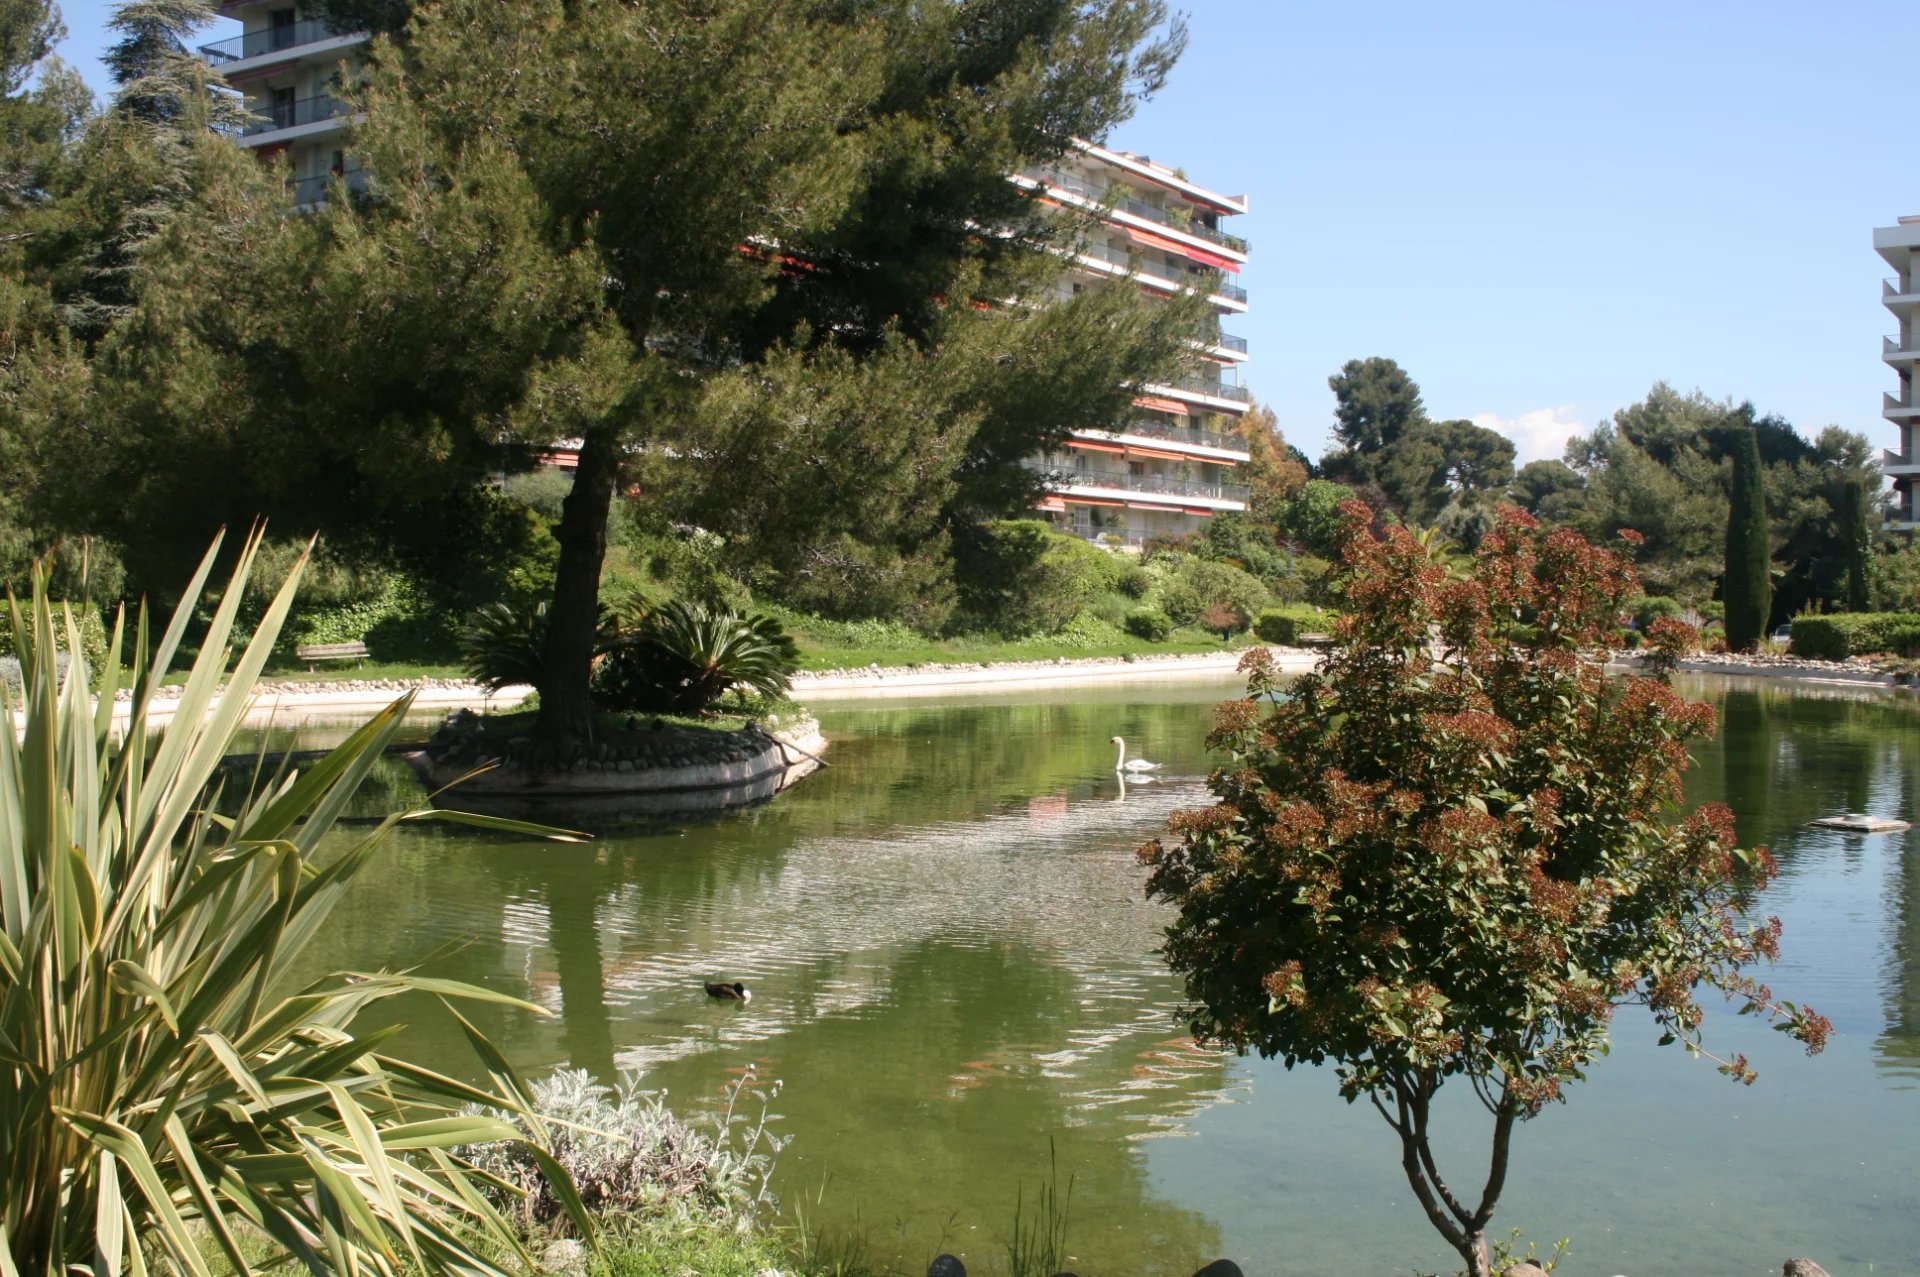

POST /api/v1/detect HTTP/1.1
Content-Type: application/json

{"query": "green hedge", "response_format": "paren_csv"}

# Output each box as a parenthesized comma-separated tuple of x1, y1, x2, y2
(1254, 604, 1334, 646)
(1788, 612, 1920, 660)
(0, 602, 109, 677)
(1124, 607, 1173, 641)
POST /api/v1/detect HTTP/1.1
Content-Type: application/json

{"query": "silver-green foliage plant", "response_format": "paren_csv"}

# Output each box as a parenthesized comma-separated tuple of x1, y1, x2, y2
(463, 1068, 786, 1238)
(0, 531, 592, 1276)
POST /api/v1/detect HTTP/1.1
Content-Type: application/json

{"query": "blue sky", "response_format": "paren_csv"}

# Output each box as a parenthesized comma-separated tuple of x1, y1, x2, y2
(54, 0, 1917, 466)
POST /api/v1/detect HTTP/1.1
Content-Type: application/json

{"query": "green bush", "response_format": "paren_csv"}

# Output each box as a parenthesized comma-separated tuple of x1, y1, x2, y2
(955, 521, 1116, 635)
(1788, 612, 1920, 660)
(1125, 608, 1173, 641)
(1254, 604, 1334, 646)
(1115, 563, 1154, 599)
(0, 600, 107, 678)
(1160, 558, 1269, 627)
(1628, 595, 1684, 627)
(295, 573, 461, 662)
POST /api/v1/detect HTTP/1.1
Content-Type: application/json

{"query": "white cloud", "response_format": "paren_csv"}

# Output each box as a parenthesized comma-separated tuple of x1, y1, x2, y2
(1470, 404, 1588, 467)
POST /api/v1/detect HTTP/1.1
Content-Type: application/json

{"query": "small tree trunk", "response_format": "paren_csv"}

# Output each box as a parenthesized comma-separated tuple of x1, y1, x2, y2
(536, 425, 619, 748)
(1460, 1229, 1492, 1277)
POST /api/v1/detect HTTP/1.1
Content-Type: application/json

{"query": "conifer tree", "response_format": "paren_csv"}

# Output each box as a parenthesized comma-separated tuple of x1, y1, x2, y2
(353, 0, 1200, 747)
(1838, 478, 1874, 613)
(1724, 426, 1772, 650)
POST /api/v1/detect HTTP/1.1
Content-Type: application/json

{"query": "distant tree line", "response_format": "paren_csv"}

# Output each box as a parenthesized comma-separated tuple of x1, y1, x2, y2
(1246, 357, 1902, 638)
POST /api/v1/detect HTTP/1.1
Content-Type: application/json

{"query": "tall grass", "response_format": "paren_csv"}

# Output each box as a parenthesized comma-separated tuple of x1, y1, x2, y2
(0, 531, 590, 1276)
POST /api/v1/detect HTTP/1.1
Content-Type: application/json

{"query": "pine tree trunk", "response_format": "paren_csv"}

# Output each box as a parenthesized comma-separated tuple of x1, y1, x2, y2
(536, 425, 619, 748)
(1724, 428, 1771, 651)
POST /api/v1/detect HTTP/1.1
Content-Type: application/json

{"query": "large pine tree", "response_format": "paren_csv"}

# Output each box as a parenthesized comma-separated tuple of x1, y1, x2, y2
(352, 0, 1206, 747)
(1724, 426, 1772, 650)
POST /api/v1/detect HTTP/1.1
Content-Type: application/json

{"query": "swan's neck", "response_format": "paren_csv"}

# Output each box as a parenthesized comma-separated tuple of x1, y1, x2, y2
(1114, 740, 1126, 768)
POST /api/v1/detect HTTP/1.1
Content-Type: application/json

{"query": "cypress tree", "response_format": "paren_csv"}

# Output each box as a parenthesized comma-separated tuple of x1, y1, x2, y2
(1724, 427, 1771, 650)
(1838, 478, 1874, 612)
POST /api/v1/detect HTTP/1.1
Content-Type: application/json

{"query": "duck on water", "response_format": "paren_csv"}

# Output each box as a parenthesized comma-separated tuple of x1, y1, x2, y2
(705, 981, 751, 1002)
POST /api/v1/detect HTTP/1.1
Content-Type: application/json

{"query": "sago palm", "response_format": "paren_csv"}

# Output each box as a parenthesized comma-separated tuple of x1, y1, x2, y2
(0, 531, 591, 1277)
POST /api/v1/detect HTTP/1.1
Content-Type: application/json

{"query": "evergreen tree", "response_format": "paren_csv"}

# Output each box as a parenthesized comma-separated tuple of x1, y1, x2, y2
(1724, 426, 1772, 650)
(1838, 478, 1875, 613)
(357, 0, 1198, 747)
(104, 0, 241, 125)
(1323, 355, 1426, 482)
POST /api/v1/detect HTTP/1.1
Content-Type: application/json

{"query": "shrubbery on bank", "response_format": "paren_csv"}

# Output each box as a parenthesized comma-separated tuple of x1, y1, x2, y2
(1788, 612, 1920, 660)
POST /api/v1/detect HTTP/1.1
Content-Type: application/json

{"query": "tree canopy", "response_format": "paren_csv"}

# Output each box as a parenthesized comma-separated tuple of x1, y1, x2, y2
(1144, 504, 1831, 1276)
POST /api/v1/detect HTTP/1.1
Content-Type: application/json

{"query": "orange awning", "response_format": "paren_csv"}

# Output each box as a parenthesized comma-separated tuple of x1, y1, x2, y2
(1133, 396, 1189, 416)
(1126, 446, 1191, 461)
(1036, 497, 1067, 512)
(1185, 245, 1240, 273)
(1184, 507, 1218, 515)
(1060, 496, 1127, 508)
(1124, 225, 1190, 256)
(1065, 440, 1127, 454)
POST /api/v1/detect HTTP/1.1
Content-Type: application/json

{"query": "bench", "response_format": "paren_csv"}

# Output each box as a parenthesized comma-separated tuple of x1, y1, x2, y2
(295, 641, 369, 672)
(1296, 632, 1336, 650)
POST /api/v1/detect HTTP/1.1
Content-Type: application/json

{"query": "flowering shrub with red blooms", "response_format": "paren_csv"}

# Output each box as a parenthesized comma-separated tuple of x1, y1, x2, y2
(1141, 502, 1830, 1277)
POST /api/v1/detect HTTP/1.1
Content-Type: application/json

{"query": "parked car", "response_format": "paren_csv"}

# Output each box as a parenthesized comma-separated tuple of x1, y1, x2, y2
(1770, 624, 1793, 644)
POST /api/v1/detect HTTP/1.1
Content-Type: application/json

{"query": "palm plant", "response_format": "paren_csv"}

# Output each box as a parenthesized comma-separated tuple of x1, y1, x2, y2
(457, 599, 553, 693)
(0, 532, 590, 1277)
(594, 600, 798, 716)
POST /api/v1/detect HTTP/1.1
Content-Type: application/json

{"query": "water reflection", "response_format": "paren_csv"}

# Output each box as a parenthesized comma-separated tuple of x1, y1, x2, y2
(282, 679, 1920, 1274)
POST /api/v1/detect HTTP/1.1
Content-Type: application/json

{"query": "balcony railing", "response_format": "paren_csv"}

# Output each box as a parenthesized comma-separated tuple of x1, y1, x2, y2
(289, 167, 369, 205)
(244, 92, 349, 137)
(1094, 417, 1250, 453)
(1888, 277, 1918, 301)
(200, 19, 360, 65)
(1026, 169, 1249, 253)
(1155, 373, 1251, 403)
(1211, 331, 1248, 354)
(1033, 462, 1248, 503)
(1887, 335, 1919, 358)
(1076, 242, 1249, 305)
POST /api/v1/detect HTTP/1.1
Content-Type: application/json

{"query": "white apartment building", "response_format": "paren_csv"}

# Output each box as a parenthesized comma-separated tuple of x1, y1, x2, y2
(1017, 142, 1253, 548)
(198, 2, 369, 208)
(1880, 215, 1920, 532)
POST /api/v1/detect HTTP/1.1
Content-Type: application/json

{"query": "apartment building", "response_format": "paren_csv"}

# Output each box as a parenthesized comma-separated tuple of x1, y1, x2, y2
(199, 2, 369, 208)
(1017, 142, 1253, 548)
(1880, 215, 1920, 532)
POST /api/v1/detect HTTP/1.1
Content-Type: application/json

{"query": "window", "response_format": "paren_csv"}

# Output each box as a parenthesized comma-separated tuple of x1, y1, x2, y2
(270, 85, 295, 129)
(270, 8, 297, 49)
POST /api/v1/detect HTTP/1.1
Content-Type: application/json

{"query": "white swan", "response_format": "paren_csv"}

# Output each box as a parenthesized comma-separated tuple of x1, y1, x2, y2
(1110, 736, 1162, 773)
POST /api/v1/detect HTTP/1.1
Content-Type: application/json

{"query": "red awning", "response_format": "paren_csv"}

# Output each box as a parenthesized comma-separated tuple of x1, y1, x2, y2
(1184, 507, 1218, 516)
(1133, 396, 1189, 416)
(1036, 497, 1067, 512)
(1185, 245, 1240, 273)
(1060, 496, 1127, 508)
(1123, 225, 1190, 256)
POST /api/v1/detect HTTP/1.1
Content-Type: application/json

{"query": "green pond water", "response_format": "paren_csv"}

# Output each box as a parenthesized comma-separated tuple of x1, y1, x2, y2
(283, 676, 1920, 1276)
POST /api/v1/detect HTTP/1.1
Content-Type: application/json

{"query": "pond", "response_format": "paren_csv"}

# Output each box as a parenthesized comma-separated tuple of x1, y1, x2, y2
(288, 676, 1920, 1275)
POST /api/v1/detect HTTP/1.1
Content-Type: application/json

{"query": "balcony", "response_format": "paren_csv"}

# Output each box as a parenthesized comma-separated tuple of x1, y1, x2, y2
(1212, 330, 1248, 354)
(1886, 278, 1920, 308)
(243, 91, 349, 140)
(1032, 461, 1248, 505)
(1886, 334, 1920, 362)
(1149, 372, 1251, 405)
(1073, 242, 1249, 310)
(199, 20, 364, 66)
(1886, 393, 1920, 420)
(1027, 170, 1250, 254)
(1097, 416, 1250, 454)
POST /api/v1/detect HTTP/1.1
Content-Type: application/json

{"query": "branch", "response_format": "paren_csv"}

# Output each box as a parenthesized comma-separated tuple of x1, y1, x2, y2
(1411, 1072, 1474, 1227)
(1470, 1083, 1521, 1231)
